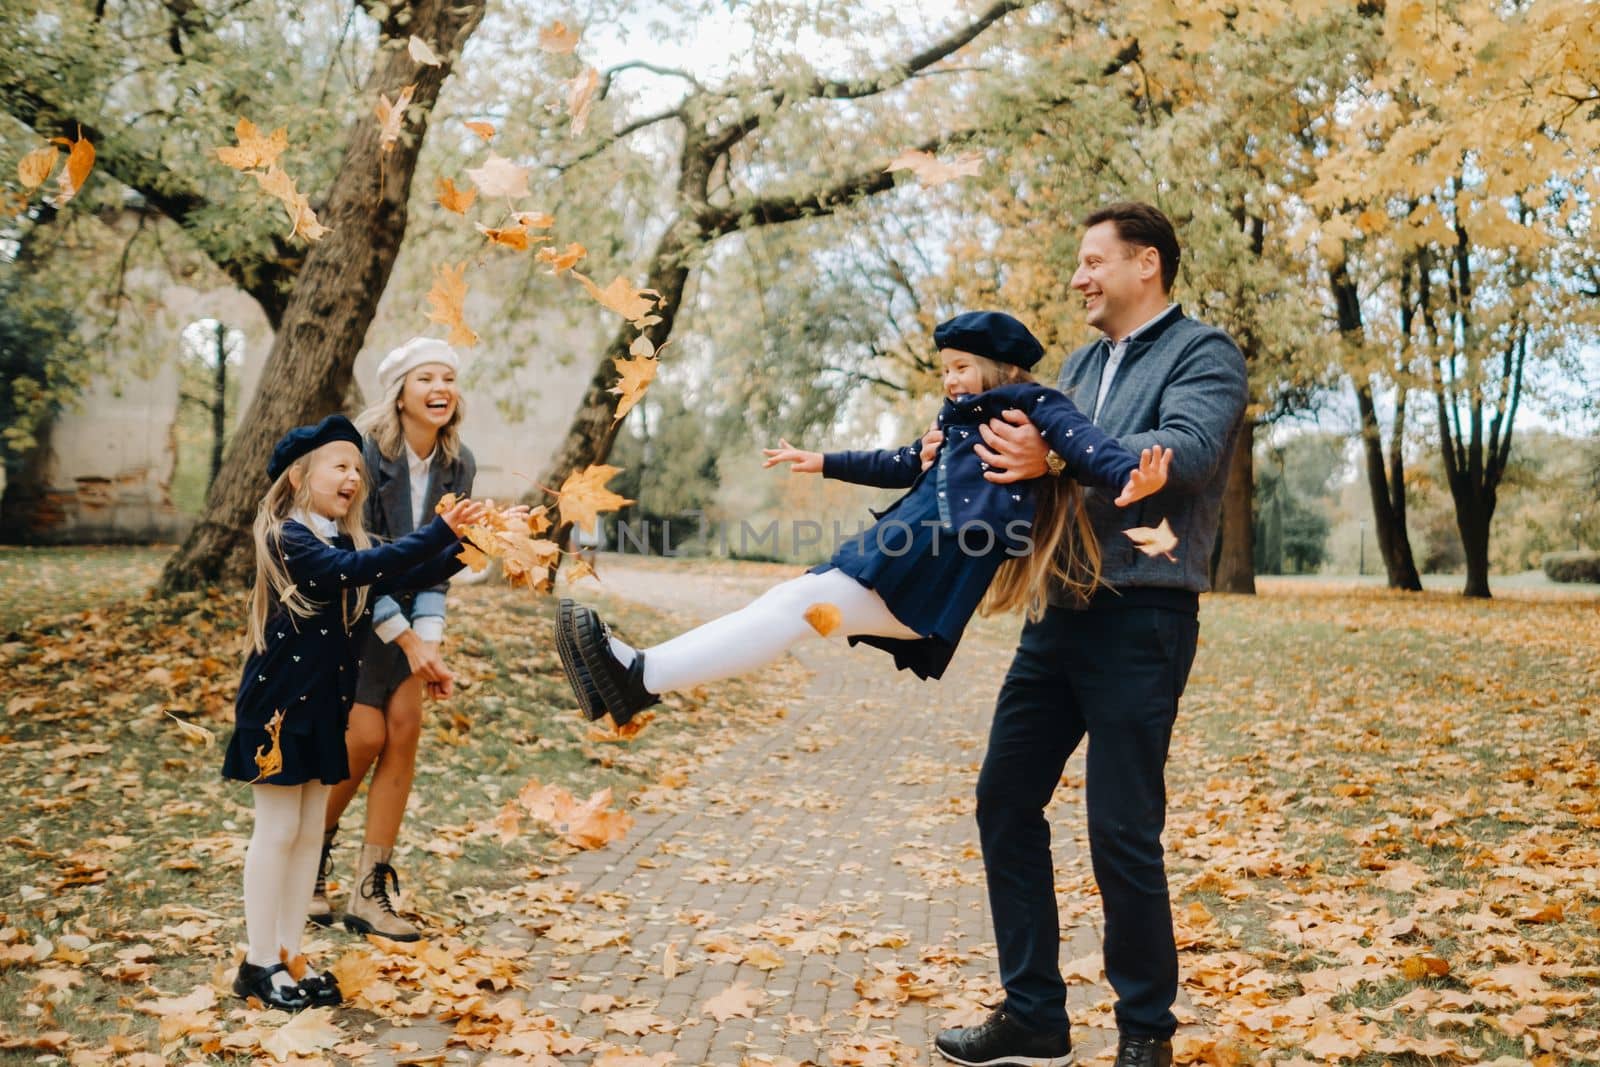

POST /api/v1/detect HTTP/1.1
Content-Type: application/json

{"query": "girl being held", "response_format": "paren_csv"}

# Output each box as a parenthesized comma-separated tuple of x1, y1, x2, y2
(221, 415, 486, 1011)
(555, 311, 1172, 724)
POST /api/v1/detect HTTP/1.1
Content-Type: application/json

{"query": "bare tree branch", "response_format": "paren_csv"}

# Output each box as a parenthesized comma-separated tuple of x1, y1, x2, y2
(600, 60, 706, 98)
(557, 107, 685, 172)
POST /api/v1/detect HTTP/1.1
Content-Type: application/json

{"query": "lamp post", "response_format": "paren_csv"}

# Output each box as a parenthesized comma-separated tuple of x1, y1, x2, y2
(1358, 518, 1366, 577)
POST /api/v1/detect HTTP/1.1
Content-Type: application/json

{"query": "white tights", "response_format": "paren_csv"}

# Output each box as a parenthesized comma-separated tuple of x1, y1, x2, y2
(244, 782, 331, 984)
(620, 569, 919, 695)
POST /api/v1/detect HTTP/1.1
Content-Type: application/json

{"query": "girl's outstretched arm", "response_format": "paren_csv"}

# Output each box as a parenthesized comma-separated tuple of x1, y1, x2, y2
(761, 439, 823, 474)
(281, 499, 485, 594)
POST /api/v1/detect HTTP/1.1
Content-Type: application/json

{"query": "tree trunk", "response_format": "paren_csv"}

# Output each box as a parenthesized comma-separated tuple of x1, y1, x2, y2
(210, 320, 227, 491)
(1457, 493, 1493, 598)
(1213, 415, 1256, 593)
(158, 0, 487, 592)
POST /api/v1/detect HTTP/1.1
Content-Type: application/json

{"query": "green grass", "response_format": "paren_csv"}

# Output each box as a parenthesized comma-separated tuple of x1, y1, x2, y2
(0, 545, 170, 633)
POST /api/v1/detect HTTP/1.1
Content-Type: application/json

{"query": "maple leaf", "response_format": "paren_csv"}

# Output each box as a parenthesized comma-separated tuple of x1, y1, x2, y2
(566, 556, 597, 583)
(571, 271, 661, 325)
(567, 67, 600, 136)
(885, 148, 984, 187)
(258, 1006, 343, 1062)
(803, 603, 842, 637)
(375, 84, 417, 154)
(476, 221, 532, 251)
(536, 241, 586, 275)
(425, 261, 479, 347)
(466, 153, 530, 199)
(464, 120, 496, 142)
(538, 20, 581, 53)
(1124, 518, 1179, 561)
(609, 351, 657, 422)
(50, 131, 96, 208)
(436, 176, 477, 214)
(556, 464, 633, 535)
(702, 982, 765, 1022)
(18, 146, 58, 190)
(588, 710, 652, 742)
(250, 709, 285, 782)
(456, 541, 490, 572)
(252, 166, 329, 242)
(407, 35, 442, 66)
(216, 117, 287, 171)
(165, 711, 215, 748)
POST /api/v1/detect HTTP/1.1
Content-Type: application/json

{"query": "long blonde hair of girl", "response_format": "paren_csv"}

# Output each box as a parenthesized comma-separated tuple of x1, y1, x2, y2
(245, 455, 375, 653)
(963, 356, 1105, 620)
(355, 369, 466, 462)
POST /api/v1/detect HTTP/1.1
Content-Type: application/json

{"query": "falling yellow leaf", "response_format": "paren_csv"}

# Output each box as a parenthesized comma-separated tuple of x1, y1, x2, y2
(216, 117, 287, 171)
(252, 166, 329, 242)
(1124, 517, 1179, 561)
(463, 120, 496, 142)
(18, 146, 58, 190)
(512, 210, 554, 229)
(803, 603, 842, 637)
(475, 221, 531, 251)
(885, 148, 984, 187)
(375, 84, 417, 154)
(567, 67, 600, 136)
(424, 261, 478, 347)
(51, 132, 95, 208)
(407, 35, 442, 66)
(702, 982, 765, 1022)
(538, 20, 581, 54)
(165, 711, 215, 748)
(556, 464, 633, 535)
(571, 271, 661, 326)
(436, 176, 477, 214)
(609, 352, 657, 422)
(250, 709, 285, 783)
(567, 556, 597, 583)
(536, 241, 585, 275)
(465, 152, 530, 199)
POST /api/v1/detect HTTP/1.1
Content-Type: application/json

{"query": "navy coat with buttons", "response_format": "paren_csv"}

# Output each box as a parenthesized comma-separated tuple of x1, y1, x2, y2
(221, 515, 466, 785)
(821, 381, 1141, 536)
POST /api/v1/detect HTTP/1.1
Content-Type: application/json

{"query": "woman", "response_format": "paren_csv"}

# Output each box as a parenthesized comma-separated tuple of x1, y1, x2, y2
(309, 336, 475, 941)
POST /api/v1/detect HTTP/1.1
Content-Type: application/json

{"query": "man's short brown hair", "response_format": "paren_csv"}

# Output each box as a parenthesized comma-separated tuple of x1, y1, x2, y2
(1083, 201, 1181, 293)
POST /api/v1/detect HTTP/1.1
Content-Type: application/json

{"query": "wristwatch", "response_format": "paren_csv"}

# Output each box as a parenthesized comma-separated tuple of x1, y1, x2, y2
(1044, 450, 1066, 476)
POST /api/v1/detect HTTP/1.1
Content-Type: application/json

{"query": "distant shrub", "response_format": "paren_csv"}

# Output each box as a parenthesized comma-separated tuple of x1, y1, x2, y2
(1542, 551, 1600, 583)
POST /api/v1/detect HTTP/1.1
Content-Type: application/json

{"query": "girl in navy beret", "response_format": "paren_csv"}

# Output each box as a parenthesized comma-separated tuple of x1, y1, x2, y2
(555, 311, 1172, 727)
(221, 415, 486, 1011)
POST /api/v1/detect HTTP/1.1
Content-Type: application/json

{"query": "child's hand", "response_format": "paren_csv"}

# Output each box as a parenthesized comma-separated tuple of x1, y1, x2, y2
(1114, 445, 1172, 507)
(440, 497, 489, 533)
(762, 439, 823, 474)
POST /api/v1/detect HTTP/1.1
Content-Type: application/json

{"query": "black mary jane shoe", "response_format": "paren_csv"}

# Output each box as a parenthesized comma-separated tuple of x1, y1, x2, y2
(556, 598, 608, 721)
(298, 969, 343, 1008)
(233, 961, 311, 1012)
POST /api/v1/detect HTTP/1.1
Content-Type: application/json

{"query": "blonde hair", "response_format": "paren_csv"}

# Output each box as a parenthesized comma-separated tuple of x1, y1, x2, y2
(961, 353, 1106, 619)
(245, 451, 375, 653)
(356, 366, 465, 462)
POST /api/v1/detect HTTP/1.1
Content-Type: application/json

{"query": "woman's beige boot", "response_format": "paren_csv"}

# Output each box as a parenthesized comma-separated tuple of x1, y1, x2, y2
(342, 843, 421, 942)
(307, 829, 337, 927)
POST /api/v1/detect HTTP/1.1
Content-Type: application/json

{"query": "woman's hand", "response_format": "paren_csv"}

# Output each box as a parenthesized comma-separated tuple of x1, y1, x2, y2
(396, 630, 450, 683)
(762, 439, 823, 474)
(439, 497, 488, 534)
(1113, 445, 1173, 507)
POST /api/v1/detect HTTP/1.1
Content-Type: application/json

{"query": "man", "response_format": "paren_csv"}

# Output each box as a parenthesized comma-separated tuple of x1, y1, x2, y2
(931, 202, 1248, 1067)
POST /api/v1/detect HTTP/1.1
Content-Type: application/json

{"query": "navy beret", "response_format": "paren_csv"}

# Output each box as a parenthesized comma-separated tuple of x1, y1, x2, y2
(933, 311, 1045, 370)
(267, 414, 364, 480)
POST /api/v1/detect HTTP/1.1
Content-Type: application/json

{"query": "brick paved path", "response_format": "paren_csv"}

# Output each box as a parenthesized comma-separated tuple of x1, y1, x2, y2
(370, 558, 1146, 1065)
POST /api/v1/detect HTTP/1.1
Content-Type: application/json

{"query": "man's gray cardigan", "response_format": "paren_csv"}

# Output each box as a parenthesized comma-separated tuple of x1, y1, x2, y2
(1048, 305, 1248, 604)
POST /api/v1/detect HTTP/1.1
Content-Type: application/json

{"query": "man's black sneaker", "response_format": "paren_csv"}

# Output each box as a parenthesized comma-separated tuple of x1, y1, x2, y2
(564, 599, 661, 727)
(934, 1008, 1074, 1066)
(555, 598, 607, 720)
(1113, 1035, 1172, 1067)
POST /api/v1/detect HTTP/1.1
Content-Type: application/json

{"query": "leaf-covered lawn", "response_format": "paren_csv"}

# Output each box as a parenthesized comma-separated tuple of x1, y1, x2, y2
(0, 546, 170, 634)
(1, 553, 1596, 1064)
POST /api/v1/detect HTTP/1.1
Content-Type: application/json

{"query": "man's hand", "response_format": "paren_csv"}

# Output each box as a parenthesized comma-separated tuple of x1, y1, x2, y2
(1113, 445, 1173, 507)
(397, 631, 450, 684)
(761, 438, 823, 474)
(919, 421, 943, 471)
(976, 409, 1050, 483)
